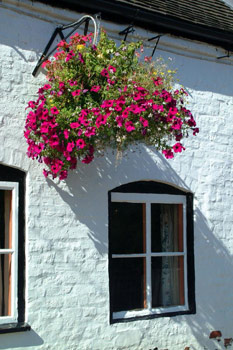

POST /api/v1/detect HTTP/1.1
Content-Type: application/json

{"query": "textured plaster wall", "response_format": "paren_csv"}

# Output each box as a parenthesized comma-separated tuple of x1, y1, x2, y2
(1, 1, 233, 349)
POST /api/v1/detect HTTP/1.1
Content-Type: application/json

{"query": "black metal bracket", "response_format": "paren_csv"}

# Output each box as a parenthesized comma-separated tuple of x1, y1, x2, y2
(217, 50, 230, 59)
(148, 34, 163, 57)
(32, 13, 101, 77)
(119, 25, 135, 41)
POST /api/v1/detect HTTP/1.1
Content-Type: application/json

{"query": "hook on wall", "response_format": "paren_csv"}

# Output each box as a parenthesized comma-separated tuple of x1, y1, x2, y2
(148, 34, 163, 57)
(217, 50, 230, 59)
(119, 25, 135, 41)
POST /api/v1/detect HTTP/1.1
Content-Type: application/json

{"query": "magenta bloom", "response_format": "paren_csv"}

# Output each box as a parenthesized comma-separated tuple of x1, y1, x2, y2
(85, 127, 96, 138)
(108, 65, 116, 73)
(59, 170, 68, 180)
(100, 68, 109, 78)
(125, 121, 135, 132)
(43, 84, 51, 90)
(70, 122, 80, 129)
(67, 142, 75, 152)
(76, 139, 86, 149)
(172, 142, 185, 153)
(65, 50, 75, 62)
(50, 107, 59, 115)
(64, 129, 70, 139)
(96, 114, 107, 128)
(162, 149, 174, 159)
(139, 117, 149, 127)
(72, 90, 81, 97)
(82, 155, 94, 164)
(91, 85, 101, 92)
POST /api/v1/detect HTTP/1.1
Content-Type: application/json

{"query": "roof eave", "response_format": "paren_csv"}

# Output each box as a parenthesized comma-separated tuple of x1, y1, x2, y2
(35, 0, 233, 51)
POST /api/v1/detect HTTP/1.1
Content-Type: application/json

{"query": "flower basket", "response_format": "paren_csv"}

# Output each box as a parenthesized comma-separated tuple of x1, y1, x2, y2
(25, 29, 199, 180)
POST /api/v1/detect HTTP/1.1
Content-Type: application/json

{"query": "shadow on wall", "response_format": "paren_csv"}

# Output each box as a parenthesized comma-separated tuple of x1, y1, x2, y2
(46, 146, 189, 255)
(172, 207, 233, 350)
(0, 330, 43, 349)
(46, 145, 233, 348)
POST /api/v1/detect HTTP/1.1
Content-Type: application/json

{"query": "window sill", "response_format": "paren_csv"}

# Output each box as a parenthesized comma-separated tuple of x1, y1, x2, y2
(0, 322, 31, 334)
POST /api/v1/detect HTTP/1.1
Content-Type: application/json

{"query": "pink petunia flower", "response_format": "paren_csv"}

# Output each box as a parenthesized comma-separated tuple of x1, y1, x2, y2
(91, 85, 101, 92)
(172, 142, 185, 153)
(108, 65, 116, 73)
(100, 69, 109, 78)
(162, 149, 174, 159)
(50, 107, 59, 115)
(125, 121, 135, 132)
(72, 90, 81, 97)
(76, 139, 86, 149)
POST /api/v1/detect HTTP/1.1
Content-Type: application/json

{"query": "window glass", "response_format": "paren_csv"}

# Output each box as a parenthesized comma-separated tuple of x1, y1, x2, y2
(111, 257, 145, 312)
(0, 190, 12, 249)
(151, 204, 183, 252)
(151, 256, 184, 308)
(111, 202, 145, 254)
(0, 254, 12, 316)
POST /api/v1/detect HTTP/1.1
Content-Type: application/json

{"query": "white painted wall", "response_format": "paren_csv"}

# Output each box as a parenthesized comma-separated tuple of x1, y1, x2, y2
(1, 1, 233, 349)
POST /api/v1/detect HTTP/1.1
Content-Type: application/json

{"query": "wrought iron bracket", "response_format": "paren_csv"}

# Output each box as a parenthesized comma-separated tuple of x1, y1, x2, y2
(217, 50, 230, 59)
(148, 34, 164, 57)
(32, 13, 101, 77)
(119, 25, 135, 41)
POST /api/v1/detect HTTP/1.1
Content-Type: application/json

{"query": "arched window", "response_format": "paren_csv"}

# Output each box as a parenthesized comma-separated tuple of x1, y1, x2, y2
(0, 165, 29, 333)
(108, 181, 195, 323)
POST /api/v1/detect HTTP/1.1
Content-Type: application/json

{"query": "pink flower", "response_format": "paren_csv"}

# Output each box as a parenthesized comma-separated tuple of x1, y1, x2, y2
(67, 142, 75, 152)
(139, 117, 149, 127)
(172, 142, 185, 153)
(59, 170, 68, 180)
(70, 122, 80, 129)
(72, 90, 81, 97)
(51, 160, 64, 174)
(43, 84, 51, 90)
(43, 169, 49, 177)
(116, 116, 124, 127)
(82, 155, 94, 164)
(76, 139, 86, 149)
(153, 77, 163, 86)
(162, 149, 174, 159)
(96, 114, 107, 128)
(64, 129, 70, 139)
(108, 65, 116, 73)
(193, 127, 199, 136)
(50, 107, 59, 115)
(101, 100, 114, 108)
(65, 50, 75, 62)
(125, 121, 135, 132)
(91, 85, 101, 92)
(41, 60, 51, 68)
(85, 127, 96, 138)
(100, 68, 109, 78)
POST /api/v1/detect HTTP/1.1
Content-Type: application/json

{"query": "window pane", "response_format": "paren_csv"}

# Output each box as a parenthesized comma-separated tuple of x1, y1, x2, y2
(111, 258, 145, 312)
(152, 256, 184, 308)
(0, 253, 12, 316)
(110, 202, 145, 254)
(151, 204, 183, 252)
(0, 190, 12, 249)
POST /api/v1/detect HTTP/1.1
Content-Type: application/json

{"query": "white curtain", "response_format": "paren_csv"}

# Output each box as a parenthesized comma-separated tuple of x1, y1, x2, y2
(160, 204, 180, 306)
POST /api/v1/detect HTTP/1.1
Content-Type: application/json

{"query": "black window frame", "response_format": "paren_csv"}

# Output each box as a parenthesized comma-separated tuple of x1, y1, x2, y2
(108, 181, 196, 324)
(0, 164, 30, 333)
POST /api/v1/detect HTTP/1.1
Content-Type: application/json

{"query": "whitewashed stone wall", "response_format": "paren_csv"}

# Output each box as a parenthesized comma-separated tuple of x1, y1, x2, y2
(1, 1, 233, 349)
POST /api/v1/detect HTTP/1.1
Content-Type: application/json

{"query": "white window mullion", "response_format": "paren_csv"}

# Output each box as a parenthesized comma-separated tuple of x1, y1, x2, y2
(146, 202, 152, 311)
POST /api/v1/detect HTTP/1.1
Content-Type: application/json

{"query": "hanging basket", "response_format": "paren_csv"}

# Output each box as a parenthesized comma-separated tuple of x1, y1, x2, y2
(24, 28, 199, 180)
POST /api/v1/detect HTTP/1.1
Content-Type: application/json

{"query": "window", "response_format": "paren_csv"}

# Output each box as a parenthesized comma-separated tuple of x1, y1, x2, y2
(0, 164, 29, 333)
(109, 181, 195, 323)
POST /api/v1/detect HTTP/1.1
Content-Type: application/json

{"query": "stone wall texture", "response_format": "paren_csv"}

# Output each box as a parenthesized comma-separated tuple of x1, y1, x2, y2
(1, 1, 233, 349)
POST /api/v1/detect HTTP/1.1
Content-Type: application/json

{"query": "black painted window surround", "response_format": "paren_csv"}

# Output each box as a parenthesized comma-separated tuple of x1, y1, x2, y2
(108, 181, 196, 324)
(0, 164, 30, 334)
